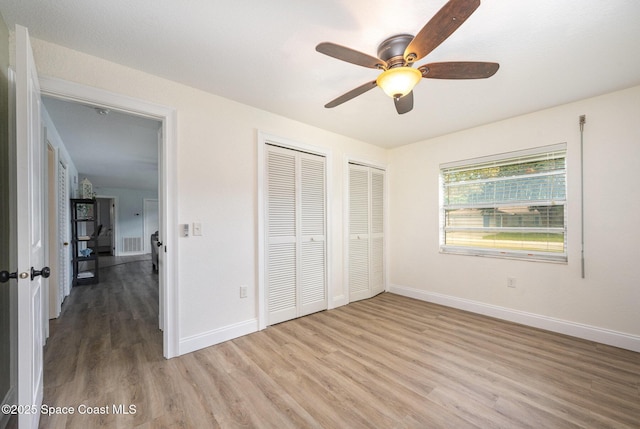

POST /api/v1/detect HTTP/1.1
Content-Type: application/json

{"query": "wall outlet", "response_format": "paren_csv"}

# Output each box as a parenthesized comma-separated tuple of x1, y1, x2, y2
(240, 285, 248, 298)
(507, 277, 516, 288)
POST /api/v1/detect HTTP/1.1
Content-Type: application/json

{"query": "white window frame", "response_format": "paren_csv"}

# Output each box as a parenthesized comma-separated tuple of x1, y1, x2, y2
(439, 143, 567, 263)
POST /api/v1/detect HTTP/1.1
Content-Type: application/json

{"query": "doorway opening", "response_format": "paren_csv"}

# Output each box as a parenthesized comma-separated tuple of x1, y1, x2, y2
(39, 76, 178, 359)
(95, 197, 116, 256)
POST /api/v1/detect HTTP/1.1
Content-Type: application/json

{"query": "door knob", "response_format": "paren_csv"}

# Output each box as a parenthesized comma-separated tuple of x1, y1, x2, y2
(157, 241, 163, 247)
(0, 270, 17, 283)
(31, 266, 51, 280)
(0, 270, 29, 282)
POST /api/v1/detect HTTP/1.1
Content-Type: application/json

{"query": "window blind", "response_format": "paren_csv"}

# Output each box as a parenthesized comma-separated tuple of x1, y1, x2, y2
(440, 144, 567, 262)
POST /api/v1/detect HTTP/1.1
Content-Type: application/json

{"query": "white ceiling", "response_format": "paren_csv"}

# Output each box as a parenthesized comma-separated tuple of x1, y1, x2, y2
(42, 96, 160, 190)
(3, 0, 640, 150)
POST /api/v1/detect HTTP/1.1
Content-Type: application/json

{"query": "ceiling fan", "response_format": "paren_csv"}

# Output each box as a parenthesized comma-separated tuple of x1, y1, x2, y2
(316, 0, 499, 114)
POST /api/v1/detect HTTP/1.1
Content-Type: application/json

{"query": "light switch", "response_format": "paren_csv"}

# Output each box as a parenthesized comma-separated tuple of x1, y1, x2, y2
(181, 224, 189, 237)
(193, 222, 202, 236)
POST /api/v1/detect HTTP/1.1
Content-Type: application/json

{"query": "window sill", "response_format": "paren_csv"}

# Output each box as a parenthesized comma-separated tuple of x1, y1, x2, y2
(440, 246, 568, 264)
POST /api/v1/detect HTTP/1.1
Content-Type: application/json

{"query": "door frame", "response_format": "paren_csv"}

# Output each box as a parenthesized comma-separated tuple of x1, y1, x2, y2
(38, 76, 179, 358)
(2, 67, 17, 429)
(256, 131, 333, 330)
(95, 196, 117, 256)
(46, 138, 58, 322)
(343, 156, 389, 304)
(143, 198, 159, 255)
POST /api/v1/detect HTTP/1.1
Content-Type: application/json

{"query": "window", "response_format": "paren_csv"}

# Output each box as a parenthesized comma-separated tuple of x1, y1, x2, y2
(440, 144, 567, 262)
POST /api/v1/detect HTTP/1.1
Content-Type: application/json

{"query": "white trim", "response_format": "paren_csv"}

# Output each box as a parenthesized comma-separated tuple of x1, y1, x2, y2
(143, 198, 159, 255)
(94, 195, 118, 256)
(39, 76, 180, 359)
(343, 155, 388, 307)
(7, 68, 18, 420)
(179, 319, 258, 356)
(257, 131, 333, 329)
(257, 135, 266, 330)
(389, 284, 640, 353)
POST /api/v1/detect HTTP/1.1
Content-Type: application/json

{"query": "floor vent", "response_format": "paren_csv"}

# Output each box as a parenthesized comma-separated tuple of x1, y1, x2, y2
(123, 236, 143, 253)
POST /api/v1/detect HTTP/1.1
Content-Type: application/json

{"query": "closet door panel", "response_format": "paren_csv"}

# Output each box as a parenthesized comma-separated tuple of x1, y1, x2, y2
(371, 169, 384, 235)
(266, 148, 298, 325)
(267, 242, 297, 325)
(349, 164, 385, 302)
(370, 169, 385, 295)
(266, 146, 327, 325)
(349, 238, 369, 300)
(349, 164, 370, 302)
(370, 237, 384, 295)
(267, 150, 296, 237)
(300, 240, 326, 314)
(300, 157, 325, 236)
(349, 166, 370, 236)
(300, 154, 327, 315)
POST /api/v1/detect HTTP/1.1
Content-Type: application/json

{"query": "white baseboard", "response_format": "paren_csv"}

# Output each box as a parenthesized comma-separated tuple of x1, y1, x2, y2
(330, 294, 348, 309)
(179, 318, 258, 355)
(389, 284, 640, 353)
(115, 251, 147, 257)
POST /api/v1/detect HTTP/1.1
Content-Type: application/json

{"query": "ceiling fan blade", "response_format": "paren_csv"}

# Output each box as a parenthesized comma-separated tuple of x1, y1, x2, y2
(419, 61, 499, 79)
(316, 42, 387, 69)
(325, 80, 378, 108)
(404, 0, 481, 63)
(394, 91, 414, 114)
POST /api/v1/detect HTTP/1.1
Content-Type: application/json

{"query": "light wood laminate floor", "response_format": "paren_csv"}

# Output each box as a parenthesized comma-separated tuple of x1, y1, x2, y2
(41, 261, 640, 428)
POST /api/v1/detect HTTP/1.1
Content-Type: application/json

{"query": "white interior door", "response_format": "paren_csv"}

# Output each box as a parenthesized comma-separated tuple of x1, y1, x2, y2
(15, 24, 45, 429)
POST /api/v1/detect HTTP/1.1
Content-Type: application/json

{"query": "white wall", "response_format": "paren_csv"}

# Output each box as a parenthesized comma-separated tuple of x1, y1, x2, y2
(42, 106, 79, 195)
(94, 186, 157, 255)
(23, 35, 640, 353)
(27, 38, 387, 352)
(41, 106, 78, 299)
(388, 85, 640, 349)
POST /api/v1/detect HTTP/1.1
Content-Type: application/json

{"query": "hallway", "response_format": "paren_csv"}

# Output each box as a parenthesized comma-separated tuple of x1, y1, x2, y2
(42, 259, 161, 428)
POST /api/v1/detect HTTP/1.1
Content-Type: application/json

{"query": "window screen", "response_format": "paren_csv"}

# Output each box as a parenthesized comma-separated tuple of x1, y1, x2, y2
(440, 144, 567, 262)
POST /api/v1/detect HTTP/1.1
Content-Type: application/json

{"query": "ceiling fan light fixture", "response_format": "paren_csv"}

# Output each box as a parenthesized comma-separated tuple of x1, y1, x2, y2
(376, 67, 422, 99)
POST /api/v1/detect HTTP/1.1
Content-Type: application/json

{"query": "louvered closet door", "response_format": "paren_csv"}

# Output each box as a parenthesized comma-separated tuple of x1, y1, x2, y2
(299, 154, 327, 317)
(370, 169, 385, 295)
(349, 164, 385, 302)
(266, 145, 327, 326)
(349, 164, 371, 302)
(267, 148, 298, 325)
(58, 161, 70, 300)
